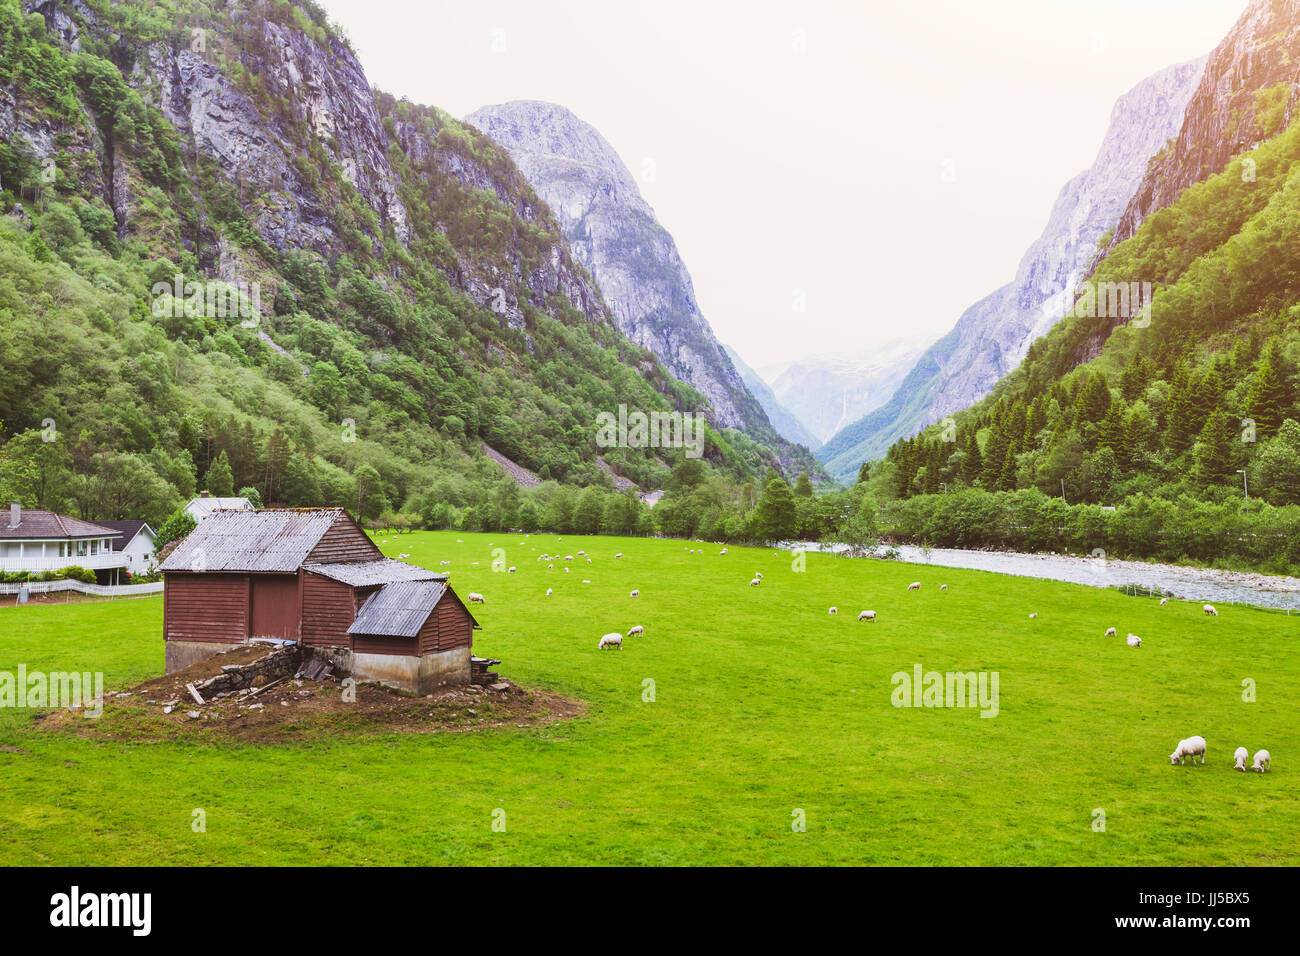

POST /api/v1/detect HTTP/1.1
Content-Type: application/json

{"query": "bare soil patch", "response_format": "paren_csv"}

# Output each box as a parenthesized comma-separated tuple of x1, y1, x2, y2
(37, 647, 583, 744)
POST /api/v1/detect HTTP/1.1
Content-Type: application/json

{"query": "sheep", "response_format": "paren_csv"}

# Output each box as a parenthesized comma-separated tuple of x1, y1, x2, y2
(627, 625, 644, 638)
(939, 584, 948, 592)
(545, 588, 553, 597)
(439, 560, 451, 566)
(1203, 604, 1218, 617)
(598, 633, 623, 650)
(507, 566, 517, 574)
(615, 553, 623, 559)
(398, 552, 411, 559)
(749, 577, 761, 587)
(907, 582, 921, 591)
(629, 589, 640, 598)
(564, 567, 570, 573)
(468, 592, 485, 604)
(754, 572, 763, 580)
(1104, 627, 1117, 637)
(1159, 598, 1168, 606)
(720, 548, 728, 555)
(828, 606, 837, 616)
(565, 555, 574, 562)
(1029, 613, 1038, 620)
(582, 579, 591, 583)
(587, 558, 592, 564)
(1126, 634, 1141, 647)
(1234, 747, 1249, 772)
(858, 610, 876, 622)
(577, 550, 586, 556)
(547, 563, 554, 570)
(1169, 735, 1207, 765)
(1253, 749, 1271, 772)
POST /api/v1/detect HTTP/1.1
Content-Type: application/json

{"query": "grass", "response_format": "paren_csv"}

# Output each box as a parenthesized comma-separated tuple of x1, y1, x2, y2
(0, 531, 1295, 865)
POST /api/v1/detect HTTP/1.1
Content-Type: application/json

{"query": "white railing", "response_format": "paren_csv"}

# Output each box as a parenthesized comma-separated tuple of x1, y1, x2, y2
(0, 553, 129, 572)
(0, 579, 162, 598)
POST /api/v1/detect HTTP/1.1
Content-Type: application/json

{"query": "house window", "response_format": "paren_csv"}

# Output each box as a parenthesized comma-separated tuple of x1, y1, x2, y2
(76, 540, 88, 557)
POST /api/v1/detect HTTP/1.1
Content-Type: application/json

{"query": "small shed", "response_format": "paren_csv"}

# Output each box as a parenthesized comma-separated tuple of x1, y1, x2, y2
(159, 509, 479, 693)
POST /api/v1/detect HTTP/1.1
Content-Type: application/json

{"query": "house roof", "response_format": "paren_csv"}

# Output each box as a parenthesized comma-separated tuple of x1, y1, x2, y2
(348, 580, 450, 638)
(0, 508, 121, 541)
(159, 509, 355, 573)
(303, 558, 445, 587)
(98, 520, 155, 550)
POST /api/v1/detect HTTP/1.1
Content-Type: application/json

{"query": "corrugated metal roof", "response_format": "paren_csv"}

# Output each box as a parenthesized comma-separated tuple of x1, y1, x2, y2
(159, 509, 348, 573)
(302, 559, 445, 587)
(348, 580, 448, 638)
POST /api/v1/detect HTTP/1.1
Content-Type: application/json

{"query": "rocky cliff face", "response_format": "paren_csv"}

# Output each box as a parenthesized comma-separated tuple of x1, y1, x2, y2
(1109, 0, 1300, 247)
(465, 100, 822, 476)
(817, 57, 1207, 483)
(722, 345, 820, 450)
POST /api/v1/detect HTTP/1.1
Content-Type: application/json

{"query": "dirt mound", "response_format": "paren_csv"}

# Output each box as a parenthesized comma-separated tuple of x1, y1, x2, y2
(37, 649, 583, 744)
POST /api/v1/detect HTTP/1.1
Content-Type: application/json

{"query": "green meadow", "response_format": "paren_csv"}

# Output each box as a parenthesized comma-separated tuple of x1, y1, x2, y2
(0, 531, 1295, 866)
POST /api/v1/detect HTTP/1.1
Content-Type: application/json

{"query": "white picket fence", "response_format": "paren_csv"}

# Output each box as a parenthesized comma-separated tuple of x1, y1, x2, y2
(0, 579, 163, 600)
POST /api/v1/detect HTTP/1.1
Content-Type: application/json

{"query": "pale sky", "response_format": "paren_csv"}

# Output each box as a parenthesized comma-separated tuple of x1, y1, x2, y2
(317, 0, 1246, 368)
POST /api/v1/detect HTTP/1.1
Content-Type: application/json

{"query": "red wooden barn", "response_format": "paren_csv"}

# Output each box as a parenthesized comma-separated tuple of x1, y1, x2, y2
(159, 509, 479, 693)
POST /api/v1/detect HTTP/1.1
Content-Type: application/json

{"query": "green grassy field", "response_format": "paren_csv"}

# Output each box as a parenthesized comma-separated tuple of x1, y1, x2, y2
(0, 531, 1295, 865)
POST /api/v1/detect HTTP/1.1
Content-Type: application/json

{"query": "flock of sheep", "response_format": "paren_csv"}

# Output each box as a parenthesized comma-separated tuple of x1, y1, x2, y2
(441, 537, 1277, 774)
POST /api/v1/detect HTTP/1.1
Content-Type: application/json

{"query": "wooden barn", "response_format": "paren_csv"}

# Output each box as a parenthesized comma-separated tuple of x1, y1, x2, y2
(158, 509, 479, 694)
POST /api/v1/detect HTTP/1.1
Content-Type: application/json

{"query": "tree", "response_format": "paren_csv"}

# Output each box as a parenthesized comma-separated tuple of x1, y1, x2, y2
(237, 485, 263, 509)
(155, 505, 197, 547)
(1194, 410, 1238, 486)
(205, 450, 234, 497)
(751, 477, 797, 544)
(793, 472, 813, 497)
(832, 502, 877, 556)
(1252, 418, 1300, 504)
(1247, 346, 1288, 439)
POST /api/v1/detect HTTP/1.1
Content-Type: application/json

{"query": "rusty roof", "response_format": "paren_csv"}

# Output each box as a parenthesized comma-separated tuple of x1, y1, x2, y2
(159, 509, 351, 573)
(303, 559, 445, 587)
(348, 580, 449, 638)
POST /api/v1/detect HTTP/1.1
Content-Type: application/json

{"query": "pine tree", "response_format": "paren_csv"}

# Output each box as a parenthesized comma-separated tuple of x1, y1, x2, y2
(1247, 344, 1287, 439)
(752, 477, 797, 543)
(1195, 410, 1238, 485)
(205, 450, 234, 497)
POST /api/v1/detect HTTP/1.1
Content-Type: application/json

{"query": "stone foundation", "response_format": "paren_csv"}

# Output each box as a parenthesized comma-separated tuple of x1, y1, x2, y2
(352, 646, 471, 695)
(164, 640, 241, 674)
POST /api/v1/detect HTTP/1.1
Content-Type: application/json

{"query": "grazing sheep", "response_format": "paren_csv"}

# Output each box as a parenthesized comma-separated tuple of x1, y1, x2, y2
(1029, 613, 1038, 620)
(907, 582, 921, 591)
(629, 589, 640, 598)
(587, 558, 592, 564)
(439, 560, 451, 566)
(582, 579, 591, 583)
(1234, 747, 1249, 772)
(547, 563, 554, 570)
(615, 553, 623, 559)
(627, 625, 644, 637)
(468, 592, 485, 604)
(1253, 749, 1271, 772)
(1203, 604, 1218, 617)
(565, 555, 574, 562)
(720, 548, 728, 555)
(939, 584, 948, 592)
(598, 633, 623, 650)
(1169, 735, 1207, 765)
(398, 553, 410, 559)
(828, 606, 837, 616)
(577, 550, 585, 556)
(546, 588, 553, 597)
(507, 566, 517, 574)
(749, 577, 761, 587)
(755, 572, 763, 580)
(1159, 598, 1168, 606)
(1105, 627, 1117, 637)
(1127, 634, 1141, 647)
(858, 610, 876, 622)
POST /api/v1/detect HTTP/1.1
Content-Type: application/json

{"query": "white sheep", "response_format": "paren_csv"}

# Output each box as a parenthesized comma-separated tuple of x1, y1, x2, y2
(1159, 598, 1168, 606)
(1169, 735, 1207, 765)
(439, 560, 451, 566)
(858, 610, 876, 622)
(828, 606, 837, 615)
(629, 589, 640, 598)
(1126, 634, 1141, 647)
(720, 548, 728, 555)
(598, 633, 623, 650)
(1104, 627, 1117, 637)
(468, 592, 485, 604)
(749, 577, 761, 587)
(547, 563, 554, 569)
(545, 588, 553, 597)
(615, 553, 623, 559)
(564, 567, 570, 574)
(907, 582, 921, 591)
(939, 584, 948, 592)
(1029, 613, 1038, 620)
(1234, 747, 1249, 772)
(1203, 604, 1218, 617)
(1253, 749, 1271, 772)
(565, 555, 574, 562)
(577, 550, 585, 556)
(755, 572, 763, 580)
(507, 566, 517, 574)
(627, 625, 643, 637)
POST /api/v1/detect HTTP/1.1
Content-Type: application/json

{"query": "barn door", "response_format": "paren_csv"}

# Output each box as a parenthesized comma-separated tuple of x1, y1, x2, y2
(249, 575, 299, 640)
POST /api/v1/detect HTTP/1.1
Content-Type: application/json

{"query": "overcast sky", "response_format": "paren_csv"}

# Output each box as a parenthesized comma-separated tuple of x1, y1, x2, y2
(317, 0, 1246, 368)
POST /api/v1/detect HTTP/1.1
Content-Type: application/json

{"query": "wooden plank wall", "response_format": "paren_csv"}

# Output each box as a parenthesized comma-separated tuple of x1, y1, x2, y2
(164, 574, 249, 643)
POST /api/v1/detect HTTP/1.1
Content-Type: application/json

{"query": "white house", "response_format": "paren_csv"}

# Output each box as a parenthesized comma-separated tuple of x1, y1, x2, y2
(184, 492, 254, 523)
(100, 520, 158, 575)
(0, 503, 125, 579)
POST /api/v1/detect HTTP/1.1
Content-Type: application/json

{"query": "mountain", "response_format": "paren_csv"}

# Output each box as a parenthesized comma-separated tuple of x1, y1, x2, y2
(0, 0, 787, 530)
(817, 57, 1207, 483)
(758, 337, 930, 446)
(464, 99, 824, 478)
(1108, 0, 1300, 249)
(722, 345, 819, 450)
